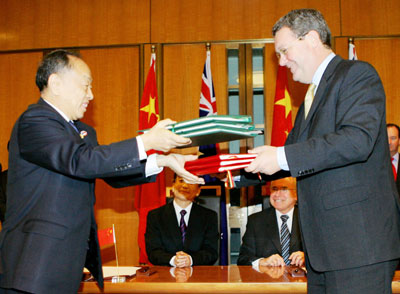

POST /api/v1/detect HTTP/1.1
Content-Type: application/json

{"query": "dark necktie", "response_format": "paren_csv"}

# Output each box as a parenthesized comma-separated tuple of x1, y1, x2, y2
(68, 120, 79, 133)
(280, 214, 291, 265)
(392, 157, 397, 180)
(180, 210, 187, 244)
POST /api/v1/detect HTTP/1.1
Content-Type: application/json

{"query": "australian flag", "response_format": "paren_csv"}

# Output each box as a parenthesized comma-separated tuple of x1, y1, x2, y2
(199, 49, 228, 265)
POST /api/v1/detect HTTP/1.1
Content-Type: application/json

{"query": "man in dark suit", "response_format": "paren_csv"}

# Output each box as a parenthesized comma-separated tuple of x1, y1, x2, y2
(237, 177, 303, 268)
(245, 9, 400, 294)
(145, 175, 219, 267)
(387, 123, 400, 192)
(0, 50, 203, 294)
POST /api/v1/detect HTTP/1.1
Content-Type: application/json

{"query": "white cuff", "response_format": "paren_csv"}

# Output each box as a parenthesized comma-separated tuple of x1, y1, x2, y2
(136, 136, 147, 161)
(277, 147, 289, 171)
(145, 154, 163, 177)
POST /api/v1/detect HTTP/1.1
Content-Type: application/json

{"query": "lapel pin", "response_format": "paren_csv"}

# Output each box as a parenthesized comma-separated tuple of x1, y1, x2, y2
(80, 130, 87, 139)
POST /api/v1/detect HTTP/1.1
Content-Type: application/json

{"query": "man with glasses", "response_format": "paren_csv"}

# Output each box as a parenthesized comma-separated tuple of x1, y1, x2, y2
(245, 9, 400, 294)
(237, 177, 303, 268)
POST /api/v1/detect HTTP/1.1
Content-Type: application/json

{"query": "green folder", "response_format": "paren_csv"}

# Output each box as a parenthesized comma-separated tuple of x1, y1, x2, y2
(138, 114, 262, 147)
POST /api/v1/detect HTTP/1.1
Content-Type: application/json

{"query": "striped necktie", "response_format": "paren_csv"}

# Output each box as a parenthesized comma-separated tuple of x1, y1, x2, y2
(280, 214, 291, 265)
(180, 210, 187, 244)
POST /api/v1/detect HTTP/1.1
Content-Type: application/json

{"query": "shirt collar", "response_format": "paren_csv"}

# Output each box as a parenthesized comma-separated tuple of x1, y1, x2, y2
(393, 153, 399, 165)
(312, 52, 336, 92)
(42, 98, 70, 122)
(276, 206, 295, 220)
(173, 200, 193, 215)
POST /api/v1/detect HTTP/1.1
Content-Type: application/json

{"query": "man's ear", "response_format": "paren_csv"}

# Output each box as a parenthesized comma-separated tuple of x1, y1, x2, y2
(306, 30, 321, 48)
(47, 73, 62, 96)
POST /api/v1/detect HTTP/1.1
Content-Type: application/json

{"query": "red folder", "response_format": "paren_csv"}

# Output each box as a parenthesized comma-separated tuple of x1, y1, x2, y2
(185, 154, 257, 176)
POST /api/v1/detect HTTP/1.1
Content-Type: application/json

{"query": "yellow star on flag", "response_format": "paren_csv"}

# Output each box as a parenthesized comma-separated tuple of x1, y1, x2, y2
(140, 95, 160, 123)
(274, 88, 292, 119)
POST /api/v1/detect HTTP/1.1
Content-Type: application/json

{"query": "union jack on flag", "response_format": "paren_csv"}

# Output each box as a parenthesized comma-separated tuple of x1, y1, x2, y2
(198, 49, 219, 161)
(199, 50, 217, 117)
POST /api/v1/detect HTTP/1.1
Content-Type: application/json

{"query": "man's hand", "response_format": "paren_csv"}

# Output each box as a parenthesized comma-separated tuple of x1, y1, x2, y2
(245, 145, 281, 175)
(174, 251, 192, 268)
(173, 267, 191, 282)
(259, 254, 286, 267)
(289, 251, 305, 267)
(156, 154, 205, 184)
(141, 119, 191, 152)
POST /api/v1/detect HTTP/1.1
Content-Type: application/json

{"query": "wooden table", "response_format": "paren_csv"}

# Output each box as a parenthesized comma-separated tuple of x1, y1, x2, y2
(78, 265, 400, 294)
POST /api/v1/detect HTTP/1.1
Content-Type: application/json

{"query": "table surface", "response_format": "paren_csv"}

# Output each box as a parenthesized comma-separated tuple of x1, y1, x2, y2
(78, 265, 400, 294)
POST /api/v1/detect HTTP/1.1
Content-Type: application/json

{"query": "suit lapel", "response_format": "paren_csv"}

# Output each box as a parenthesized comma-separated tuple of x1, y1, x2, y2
(264, 208, 281, 254)
(184, 203, 200, 250)
(298, 55, 344, 137)
(290, 207, 301, 251)
(164, 202, 184, 250)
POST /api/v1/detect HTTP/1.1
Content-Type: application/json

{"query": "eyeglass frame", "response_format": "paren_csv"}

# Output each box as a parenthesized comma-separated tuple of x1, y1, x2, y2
(275, 33, 306, 60)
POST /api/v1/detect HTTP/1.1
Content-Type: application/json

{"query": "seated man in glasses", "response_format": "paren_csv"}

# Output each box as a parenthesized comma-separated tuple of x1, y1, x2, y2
(237, 177, 304, 268)
(145, 174, 219, 267)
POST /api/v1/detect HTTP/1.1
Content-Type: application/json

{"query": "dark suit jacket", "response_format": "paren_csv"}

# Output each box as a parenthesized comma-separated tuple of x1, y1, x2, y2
(284, 55, 400, 272)
(237, 207, 302, 265)
(0, 99, 155, 293)
(145, 202, 219, 266)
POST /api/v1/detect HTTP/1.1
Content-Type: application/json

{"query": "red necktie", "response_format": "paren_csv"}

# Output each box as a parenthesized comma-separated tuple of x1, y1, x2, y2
(392, 157, 397, 180)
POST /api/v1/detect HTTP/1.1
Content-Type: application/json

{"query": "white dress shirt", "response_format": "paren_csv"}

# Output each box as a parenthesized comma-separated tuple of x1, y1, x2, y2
(252, 207, 295, 269)
(170, 200, 194, 266)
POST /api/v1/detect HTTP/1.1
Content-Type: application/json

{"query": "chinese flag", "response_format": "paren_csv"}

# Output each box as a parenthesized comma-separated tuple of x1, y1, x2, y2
(98, 227, 115, 247)
(271, 66, 293, 146)
(135, 52, 166, 264)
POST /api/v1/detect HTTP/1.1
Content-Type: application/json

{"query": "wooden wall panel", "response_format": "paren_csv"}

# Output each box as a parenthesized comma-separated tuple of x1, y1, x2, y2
(80, 47, 141, 266)
(163, 44, 228, 126)
(0, 52, 42, 169)
(335, 37, 400, 127)
(151, 0, 340, 43)
(341, 0, 400, 36)
(0, 0, 150, 51)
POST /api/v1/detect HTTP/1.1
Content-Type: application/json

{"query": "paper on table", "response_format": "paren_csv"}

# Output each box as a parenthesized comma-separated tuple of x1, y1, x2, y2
(84, 266, 141, 278)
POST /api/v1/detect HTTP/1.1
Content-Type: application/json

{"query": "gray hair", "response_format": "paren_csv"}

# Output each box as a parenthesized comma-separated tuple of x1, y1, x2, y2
(272, 9, 332, 48)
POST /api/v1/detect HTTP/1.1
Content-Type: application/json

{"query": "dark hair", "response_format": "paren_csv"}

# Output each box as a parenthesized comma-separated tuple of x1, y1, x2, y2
(272, 9, 332, 48)
(387, 123, 400, 137)
(35, 49, 81, 92)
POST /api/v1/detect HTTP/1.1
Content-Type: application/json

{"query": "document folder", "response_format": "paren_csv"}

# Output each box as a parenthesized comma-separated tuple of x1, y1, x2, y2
(138, 115, 263, 147)
(185, 154, 257, 175)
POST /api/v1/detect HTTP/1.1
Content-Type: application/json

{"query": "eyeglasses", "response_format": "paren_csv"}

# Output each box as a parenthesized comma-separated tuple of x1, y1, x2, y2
(270, 186, 296, 193)
(276, 35, 304, 60)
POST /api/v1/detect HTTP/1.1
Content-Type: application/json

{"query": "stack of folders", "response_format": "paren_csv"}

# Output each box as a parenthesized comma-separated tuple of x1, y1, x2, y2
(184, 154, 257, 175)
(139, 115, 263, 147)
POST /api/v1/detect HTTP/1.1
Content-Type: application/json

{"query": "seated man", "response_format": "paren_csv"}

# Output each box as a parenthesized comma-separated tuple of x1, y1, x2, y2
(237, 177, 304, 267)
(145, 175, 219, 267)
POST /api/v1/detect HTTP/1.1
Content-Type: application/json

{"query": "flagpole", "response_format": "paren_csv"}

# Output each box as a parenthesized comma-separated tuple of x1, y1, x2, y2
(113, 224, 120, 278)
(206, 42, 211, 51)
